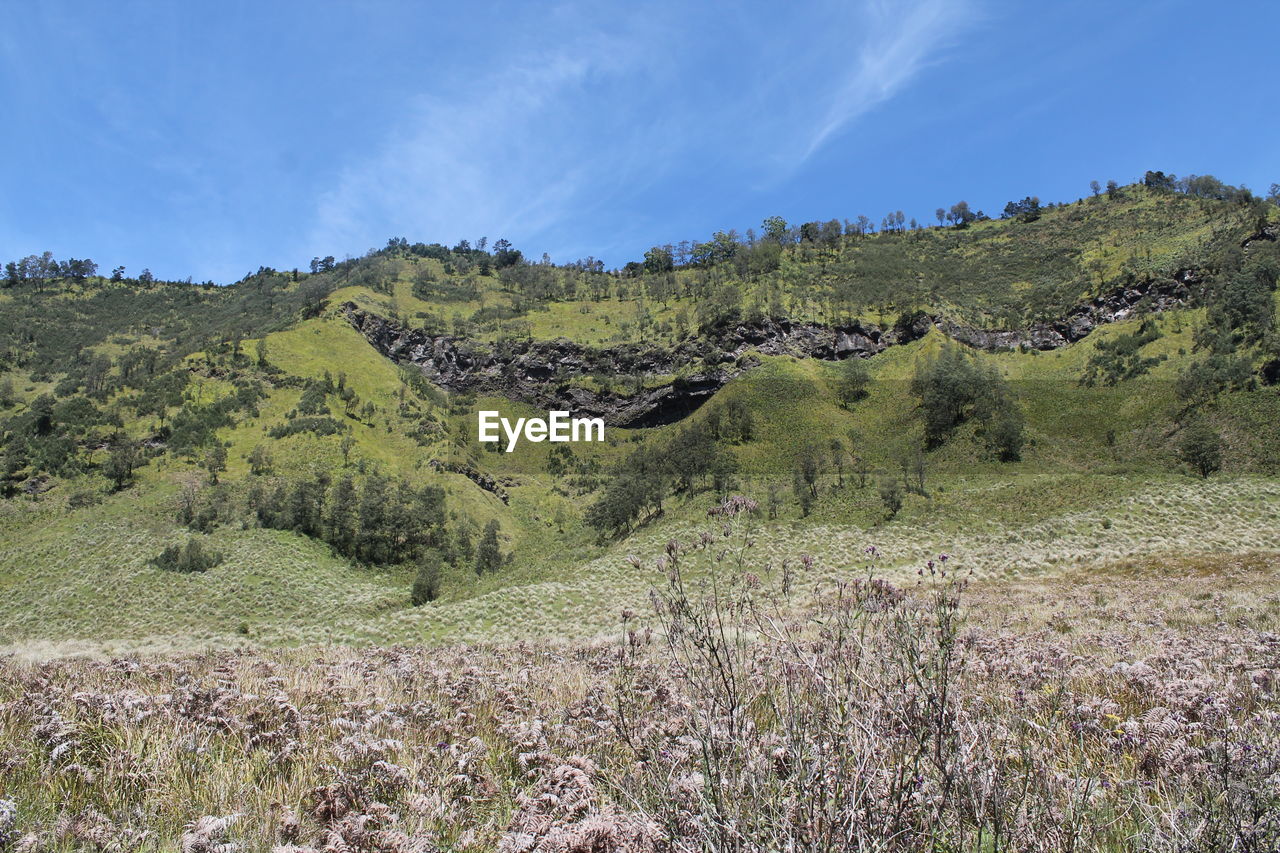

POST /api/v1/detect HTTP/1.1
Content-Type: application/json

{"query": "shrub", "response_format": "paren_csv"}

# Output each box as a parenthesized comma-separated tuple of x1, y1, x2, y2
(475, 520, 503, 575)
(411, 550, 444, 605)
(67, 489, 102, 509)
(911, 342, 1024, 457)
(1179, 419, 1223, 478)
(835, 356, 871, 407)
(152, 537, 224, 573)
(878, 475, 904, 518)
(1080, 319, 1165, 386)
(267, 417, 348, 439)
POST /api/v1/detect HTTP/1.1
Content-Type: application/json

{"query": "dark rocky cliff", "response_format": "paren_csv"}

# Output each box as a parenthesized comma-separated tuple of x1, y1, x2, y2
(342, 275, 1191, 427)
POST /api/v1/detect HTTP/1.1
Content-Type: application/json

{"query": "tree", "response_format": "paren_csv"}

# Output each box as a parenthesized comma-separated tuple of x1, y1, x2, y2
(761, 215, 789, 245)
(792, 465, 814, 517)
(1143, 170, 1176, 192)
(695, 283, 742, 332)
(323, 475, 358, 557)
(153, 537, 224, 573)
(247, 445, 273, 476)
(766, 481, 782, 519)
(911, 342, 1024, 455)
(1105, 180, 1120, 199)
(103, 438, 140, 490)
(255, 338, 269, 366)
(643, 246, 674, 274)
(989, 406, 1026, 462)
(493, 238, 522, 268)
(836, 357, 870, 407)
(1179, 420, 1222, 478)
(411, 550, 443, 605)
(1090, 180, 1101, 198)
(475, 520, 503, 575)
(794, 444, 822, 503)
(829, 438, 847, 487)
(1268, 183, 1280, 205)
(853, 454, 871, 490)
(878, 476, 903, 518)
(898, 446, 927, 496)
(1003, 196, 1041, 223)
(710, 452, 739, 498)
(204, 444, 227, 484)
(935, 207, 946, 227)
(948, 201, 976, 228)
(720, 399, 754, 443)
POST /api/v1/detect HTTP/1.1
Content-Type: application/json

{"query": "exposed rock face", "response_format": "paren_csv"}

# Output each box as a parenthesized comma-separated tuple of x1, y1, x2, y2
(343, 303, 747, 426)
(342, 275, 1190, 427)
(428, 459, 514, 503)
(940, 277, 1193, 351)
(1242, 223, 1278, 249)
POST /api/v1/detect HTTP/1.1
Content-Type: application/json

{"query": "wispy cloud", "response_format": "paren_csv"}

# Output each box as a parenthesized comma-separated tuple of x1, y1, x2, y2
(305, 0, 976, 262)
(799, 0, 974, 161)
(307, 21, 669, 260)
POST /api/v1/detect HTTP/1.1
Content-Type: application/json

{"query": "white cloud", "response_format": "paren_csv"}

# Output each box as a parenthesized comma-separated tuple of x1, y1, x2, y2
(796, 0, 975, 162)
(307, 27, 666, 258)
(305, 0, 975, 261)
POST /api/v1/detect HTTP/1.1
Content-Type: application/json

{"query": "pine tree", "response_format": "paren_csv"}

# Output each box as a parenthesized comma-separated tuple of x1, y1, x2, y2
(475, 520, 502, 575)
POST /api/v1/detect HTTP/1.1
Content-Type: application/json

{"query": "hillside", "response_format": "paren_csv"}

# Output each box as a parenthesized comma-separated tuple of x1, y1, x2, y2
(0, 178, 1278, 658)
(2, 176, 1280, 851)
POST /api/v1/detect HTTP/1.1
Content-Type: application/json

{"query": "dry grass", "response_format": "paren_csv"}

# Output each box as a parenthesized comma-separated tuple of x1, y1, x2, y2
(1, 510, 1277, 851)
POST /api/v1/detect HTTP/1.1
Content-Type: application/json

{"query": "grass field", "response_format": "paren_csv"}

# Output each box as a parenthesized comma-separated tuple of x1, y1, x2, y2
(0, 520, 1276, 850)
(1, 185, 1278, 850)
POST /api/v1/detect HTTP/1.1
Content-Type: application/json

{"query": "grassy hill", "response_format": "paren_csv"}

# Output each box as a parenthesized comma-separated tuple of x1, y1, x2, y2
(0, 179, 1278, 658)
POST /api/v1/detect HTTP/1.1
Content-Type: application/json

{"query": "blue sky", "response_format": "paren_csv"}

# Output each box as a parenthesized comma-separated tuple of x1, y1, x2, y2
(1, 0, 1276, 283)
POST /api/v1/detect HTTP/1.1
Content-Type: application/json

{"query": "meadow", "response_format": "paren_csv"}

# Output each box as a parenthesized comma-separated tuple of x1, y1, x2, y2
(1, 509, 1277, 851)
(0, 180, 1278, 849)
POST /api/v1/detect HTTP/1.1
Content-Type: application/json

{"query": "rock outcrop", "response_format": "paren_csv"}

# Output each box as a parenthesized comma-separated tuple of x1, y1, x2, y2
(428, 459, 514, 503)
(344, 303, 747, 426)
(1242, 223, 1278, 249)
(342, 275, 1191, 427)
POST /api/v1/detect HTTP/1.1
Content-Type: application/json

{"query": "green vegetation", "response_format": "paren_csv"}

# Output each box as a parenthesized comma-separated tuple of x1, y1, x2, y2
(0, 173, 1276, 656)
(1179, 419, 1224, 478)
(151, 536, 224, 573)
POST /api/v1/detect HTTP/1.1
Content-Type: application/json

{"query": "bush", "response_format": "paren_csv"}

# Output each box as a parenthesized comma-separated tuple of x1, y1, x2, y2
(835, 357, 871, 407)
(878, 476, 904, 518)
(1080, 319, 1165, 386)
(911, 343, 1024, 458)
(68, 489, 102, 509)
(1179, 419, 1223, 478)
(411, 550, 444, 605)
(152, 537, 225, 573)
(268, 417, 348, 439)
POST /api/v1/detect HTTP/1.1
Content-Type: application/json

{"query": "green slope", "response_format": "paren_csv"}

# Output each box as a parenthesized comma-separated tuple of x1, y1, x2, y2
(1, 182, 1278, 656)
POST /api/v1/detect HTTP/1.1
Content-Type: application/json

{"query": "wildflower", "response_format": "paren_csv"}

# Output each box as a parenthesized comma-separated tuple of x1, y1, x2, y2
(0, 800, 16, 850)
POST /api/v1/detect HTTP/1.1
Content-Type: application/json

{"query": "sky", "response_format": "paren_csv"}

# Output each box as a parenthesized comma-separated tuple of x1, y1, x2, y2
(1, 0, 1276, 284)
